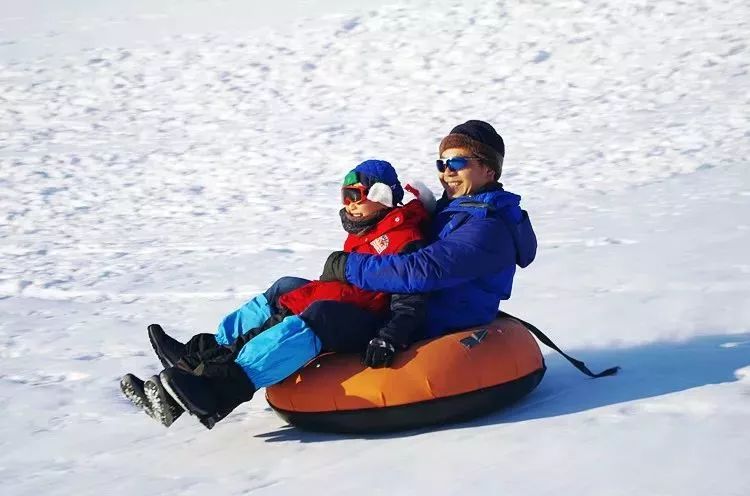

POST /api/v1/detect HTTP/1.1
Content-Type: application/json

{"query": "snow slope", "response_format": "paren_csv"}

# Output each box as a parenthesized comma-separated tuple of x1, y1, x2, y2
(1, 1, 749, 495)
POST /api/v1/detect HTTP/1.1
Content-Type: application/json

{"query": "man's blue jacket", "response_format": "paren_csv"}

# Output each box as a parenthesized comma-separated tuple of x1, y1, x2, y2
(344, 183, 537, 337)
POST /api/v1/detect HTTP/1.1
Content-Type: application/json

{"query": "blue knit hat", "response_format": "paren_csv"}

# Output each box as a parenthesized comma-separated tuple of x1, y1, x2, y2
(343, 159, 404, 207)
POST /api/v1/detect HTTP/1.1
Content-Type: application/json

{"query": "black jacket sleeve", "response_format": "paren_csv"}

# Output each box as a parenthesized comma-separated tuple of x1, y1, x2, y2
(376, 240, 428, 348)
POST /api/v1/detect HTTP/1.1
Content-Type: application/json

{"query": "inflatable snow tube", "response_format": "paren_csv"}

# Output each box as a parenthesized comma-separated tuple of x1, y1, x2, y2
(265, 316, 546, 433)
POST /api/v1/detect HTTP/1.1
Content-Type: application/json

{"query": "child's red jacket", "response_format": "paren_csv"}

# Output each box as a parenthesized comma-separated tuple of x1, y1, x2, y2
(278, 200, 428, 316)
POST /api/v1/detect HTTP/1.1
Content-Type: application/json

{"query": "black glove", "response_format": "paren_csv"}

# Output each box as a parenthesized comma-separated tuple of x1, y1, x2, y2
(363, 337, 396, 368)
(320, 250, 349, 282)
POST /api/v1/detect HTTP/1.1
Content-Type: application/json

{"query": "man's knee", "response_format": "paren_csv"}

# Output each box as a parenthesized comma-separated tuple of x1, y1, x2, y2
(301, 300, 381, 353)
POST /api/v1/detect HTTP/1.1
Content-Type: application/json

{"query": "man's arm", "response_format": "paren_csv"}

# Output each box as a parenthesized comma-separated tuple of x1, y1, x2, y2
(375, 291, 426, 348)
(363, 241, 427, 368)
(346, 216, 515, 293)
(374, 241, 427, 349)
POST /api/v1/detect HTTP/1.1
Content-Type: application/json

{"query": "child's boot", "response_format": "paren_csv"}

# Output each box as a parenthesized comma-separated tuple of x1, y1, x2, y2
(148, 324, 219, 368)
(143, 373, 185, 427)
(155, 361, 256, 430)
(120, 373, 156, 420)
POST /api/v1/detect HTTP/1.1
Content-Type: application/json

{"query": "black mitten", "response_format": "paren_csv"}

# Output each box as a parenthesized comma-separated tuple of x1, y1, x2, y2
(362, 337, 396, 368)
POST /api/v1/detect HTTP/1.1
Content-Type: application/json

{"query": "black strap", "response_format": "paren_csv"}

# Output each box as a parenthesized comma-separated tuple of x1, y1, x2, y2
(498, 311, 620, 378)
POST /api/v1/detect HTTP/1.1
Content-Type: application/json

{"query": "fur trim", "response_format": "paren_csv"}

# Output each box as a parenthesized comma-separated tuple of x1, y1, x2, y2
(403, 180, 437, 214)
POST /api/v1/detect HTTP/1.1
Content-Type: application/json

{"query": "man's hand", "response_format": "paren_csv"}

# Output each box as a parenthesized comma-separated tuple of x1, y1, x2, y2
(320, 251, 349, 282)
(363, 338, 396, 368)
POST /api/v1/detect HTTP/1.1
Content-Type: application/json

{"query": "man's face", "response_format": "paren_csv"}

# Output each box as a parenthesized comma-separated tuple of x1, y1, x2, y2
(439, 147, 495, 198)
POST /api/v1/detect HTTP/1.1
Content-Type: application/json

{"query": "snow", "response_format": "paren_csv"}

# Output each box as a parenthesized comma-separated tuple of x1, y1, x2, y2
(1, 0, 749, 494)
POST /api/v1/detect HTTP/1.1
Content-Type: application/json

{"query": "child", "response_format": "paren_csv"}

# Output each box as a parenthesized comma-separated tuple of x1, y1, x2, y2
(121, 160, 433, 429)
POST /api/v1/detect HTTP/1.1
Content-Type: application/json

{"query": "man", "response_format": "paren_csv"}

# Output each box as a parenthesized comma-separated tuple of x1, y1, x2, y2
(321, 120, 538, 361)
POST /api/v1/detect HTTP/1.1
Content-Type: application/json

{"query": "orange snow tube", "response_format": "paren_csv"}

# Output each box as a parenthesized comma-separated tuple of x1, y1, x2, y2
(266, 316, 546, 433)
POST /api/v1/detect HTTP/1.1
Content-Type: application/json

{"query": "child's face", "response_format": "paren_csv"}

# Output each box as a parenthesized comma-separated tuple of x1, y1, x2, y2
(343, 183, 388, 220)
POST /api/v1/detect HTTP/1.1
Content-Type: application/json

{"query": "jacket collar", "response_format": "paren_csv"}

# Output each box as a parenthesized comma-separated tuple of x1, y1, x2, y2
(347, 200, 428, 240)
(436, 182, 514, 214)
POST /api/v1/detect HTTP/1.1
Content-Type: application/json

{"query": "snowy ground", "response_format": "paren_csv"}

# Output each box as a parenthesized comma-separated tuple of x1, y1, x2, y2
(1, 0, 749, 495)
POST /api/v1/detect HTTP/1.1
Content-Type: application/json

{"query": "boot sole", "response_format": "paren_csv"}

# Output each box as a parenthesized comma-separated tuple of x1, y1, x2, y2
(158, 371, 191, 413)
(120, 374, 156, 420)
(159, 370, 218, 430)
(144, 375, 183, 427)
(148, 324, 176, 369)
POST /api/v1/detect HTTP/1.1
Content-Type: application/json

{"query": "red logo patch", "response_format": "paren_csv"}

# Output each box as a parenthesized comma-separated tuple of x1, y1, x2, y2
(370, 234, 390, 254)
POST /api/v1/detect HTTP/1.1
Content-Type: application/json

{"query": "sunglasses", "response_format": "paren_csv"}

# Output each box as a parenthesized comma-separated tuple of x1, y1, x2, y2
(435, 156, 480, 173)
(341, 184, 369, 205)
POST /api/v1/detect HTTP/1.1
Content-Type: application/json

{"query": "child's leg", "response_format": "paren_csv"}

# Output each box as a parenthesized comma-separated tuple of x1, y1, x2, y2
(234, 314, 322, 388)
(234, 300, 382, 387)
(159, 313, 320, 427)
(215, 276, 309, 346)
(263, 276, 311, 307)
(161, 301, 381, 428)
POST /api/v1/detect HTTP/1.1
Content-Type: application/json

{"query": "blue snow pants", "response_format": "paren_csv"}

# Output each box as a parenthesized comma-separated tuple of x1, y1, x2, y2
(214, 277, 384, 388)
(214, 276, 310, 346)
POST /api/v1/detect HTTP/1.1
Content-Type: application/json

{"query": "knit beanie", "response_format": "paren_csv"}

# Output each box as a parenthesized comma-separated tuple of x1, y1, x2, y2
(343, 159, 404, 207)
(438, 120, 505, 179)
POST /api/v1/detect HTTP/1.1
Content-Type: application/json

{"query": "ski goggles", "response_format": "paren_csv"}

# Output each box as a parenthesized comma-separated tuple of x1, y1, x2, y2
(341, 184, 369, 205)
(435, 156, 480, 173)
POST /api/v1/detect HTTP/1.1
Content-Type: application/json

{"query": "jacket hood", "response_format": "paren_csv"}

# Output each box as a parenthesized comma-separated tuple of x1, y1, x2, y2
(438, 186, 536, 268)
(437, 184, 521, 217)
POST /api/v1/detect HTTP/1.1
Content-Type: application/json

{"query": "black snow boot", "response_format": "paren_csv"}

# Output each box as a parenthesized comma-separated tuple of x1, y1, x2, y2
(195, 360, 257, 428)
(160, 361, 256, 430)
(148, 324, 219, 368)
(120, 373, 156, 420)
(143, 374, 185, 427)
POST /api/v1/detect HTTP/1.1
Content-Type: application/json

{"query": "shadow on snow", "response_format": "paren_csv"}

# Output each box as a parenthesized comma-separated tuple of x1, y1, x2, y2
(255, 331, 750, 443)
